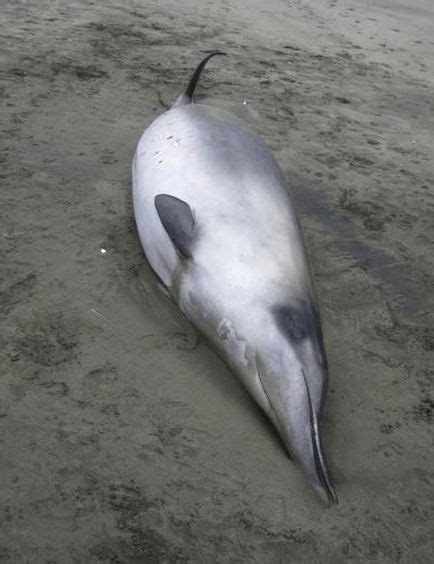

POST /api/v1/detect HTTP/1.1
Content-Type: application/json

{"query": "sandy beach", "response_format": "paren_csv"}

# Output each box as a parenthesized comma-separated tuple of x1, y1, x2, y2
(1, 0, 433, 561)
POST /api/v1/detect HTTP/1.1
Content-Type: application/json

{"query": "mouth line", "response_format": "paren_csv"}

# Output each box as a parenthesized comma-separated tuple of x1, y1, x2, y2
(302, 369, 338, 505)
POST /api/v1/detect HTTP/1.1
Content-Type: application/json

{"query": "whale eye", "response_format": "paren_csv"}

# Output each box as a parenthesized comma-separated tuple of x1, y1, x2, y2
(274, 305, 309, 342)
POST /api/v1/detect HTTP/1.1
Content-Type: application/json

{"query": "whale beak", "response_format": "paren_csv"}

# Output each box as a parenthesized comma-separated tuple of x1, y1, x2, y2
(256, 356, 337, 505)
(301, 369, 338, 505)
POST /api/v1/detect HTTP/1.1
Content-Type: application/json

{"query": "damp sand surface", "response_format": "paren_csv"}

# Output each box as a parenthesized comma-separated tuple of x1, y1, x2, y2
(0, 0, 433, 561)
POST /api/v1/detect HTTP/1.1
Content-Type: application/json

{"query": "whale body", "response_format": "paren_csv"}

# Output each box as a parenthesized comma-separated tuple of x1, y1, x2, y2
(132, 53, 337, 504)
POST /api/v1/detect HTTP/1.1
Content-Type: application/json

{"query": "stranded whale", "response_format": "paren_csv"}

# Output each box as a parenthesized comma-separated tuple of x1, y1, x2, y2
(132, 53, 337, 504)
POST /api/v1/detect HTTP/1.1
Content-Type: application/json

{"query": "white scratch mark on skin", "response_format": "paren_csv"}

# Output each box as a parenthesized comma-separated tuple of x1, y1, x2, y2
(217, 318, 249, 367)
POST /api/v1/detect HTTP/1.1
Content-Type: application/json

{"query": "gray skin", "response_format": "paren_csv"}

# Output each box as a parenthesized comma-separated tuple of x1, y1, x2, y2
(132, 53, 337, 504)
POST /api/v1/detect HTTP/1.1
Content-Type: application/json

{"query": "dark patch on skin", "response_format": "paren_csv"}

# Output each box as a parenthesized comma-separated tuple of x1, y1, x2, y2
(272, 300, 328, 375)
(273, 300, 323, 345)
(274, 305, 310, 342)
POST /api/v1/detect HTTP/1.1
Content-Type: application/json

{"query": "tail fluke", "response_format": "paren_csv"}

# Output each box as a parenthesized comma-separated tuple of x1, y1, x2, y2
(173, 51, 226, 107)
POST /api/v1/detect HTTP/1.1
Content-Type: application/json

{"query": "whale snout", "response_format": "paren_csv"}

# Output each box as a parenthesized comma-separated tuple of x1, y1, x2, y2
(253, 302, 337, 504)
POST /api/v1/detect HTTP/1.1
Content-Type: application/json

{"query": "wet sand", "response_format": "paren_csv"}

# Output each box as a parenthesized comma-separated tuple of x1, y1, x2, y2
(1, 0, 433, 561)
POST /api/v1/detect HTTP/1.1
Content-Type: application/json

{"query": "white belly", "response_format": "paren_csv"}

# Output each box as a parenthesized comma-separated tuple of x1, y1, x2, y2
(132, 103, 311, 311)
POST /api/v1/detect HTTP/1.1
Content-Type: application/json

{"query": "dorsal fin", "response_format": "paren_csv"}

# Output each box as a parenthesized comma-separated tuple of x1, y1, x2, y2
(173, 52, 226, 107)
(154, 194, 196, 258)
